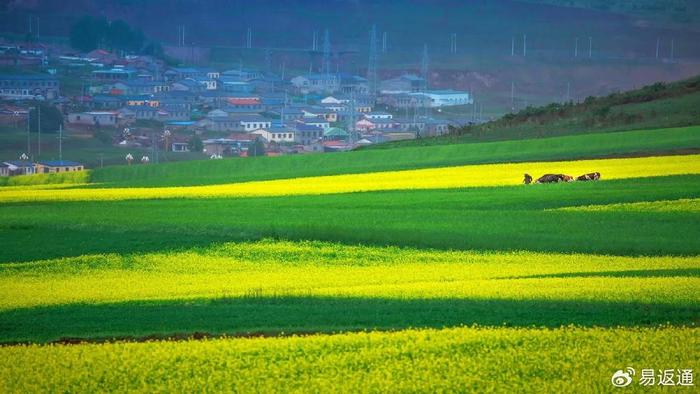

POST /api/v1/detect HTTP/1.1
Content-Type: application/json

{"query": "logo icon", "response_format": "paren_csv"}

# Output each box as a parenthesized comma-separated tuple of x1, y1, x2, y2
(612, 368, 635, 388)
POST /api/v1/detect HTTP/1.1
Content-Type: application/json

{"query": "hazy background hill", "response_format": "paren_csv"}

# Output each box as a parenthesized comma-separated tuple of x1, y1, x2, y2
(2, 0, 700, 115)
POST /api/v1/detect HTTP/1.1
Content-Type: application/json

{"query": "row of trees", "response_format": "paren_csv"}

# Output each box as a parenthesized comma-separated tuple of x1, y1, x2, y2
(69, 16, 146, 53)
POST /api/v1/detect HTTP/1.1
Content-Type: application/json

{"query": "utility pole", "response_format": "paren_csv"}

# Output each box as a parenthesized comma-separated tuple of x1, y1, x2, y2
(656, 37, 660, 59)
(523, 34, 527, 57)
(26, 110, 31, 155)
(450, 33, 457, 54)
(247, 27, 252, 49)
(588, 36, 592, 58)
(312, 31, 317, 51)
(382, 31, 387, 53)
(37, 105, 41, 157)
(574, 37, 578, 57)
(670, 38, 675, 61)
(58, 123, 63, 162)
(511, 36, 515, 56)
(566, 82, 571, 102)
(510, 81, 515, 112)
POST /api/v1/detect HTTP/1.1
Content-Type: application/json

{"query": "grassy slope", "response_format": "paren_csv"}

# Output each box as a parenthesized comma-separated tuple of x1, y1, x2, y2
(84, 126, 700, 188)
(2, 175, 699, 262)
(375, 76, 700, 149)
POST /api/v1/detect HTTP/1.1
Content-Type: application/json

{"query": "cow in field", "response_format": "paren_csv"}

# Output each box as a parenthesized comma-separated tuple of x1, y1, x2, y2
(576, 172, 601, 181)
(535, 174, 574, 183)
(523, 174, 533, 184)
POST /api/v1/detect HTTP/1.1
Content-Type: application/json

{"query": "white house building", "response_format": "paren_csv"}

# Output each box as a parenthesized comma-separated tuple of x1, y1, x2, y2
(412, 90, 473, 107)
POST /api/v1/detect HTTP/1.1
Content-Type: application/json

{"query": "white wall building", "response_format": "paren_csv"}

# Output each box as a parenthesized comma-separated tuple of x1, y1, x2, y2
(412, 90, 473, 107)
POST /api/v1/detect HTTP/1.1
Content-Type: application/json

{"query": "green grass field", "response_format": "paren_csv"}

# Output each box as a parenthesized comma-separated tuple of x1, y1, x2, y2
(86, 126, 700, 187)
(0, 127, 698, 391)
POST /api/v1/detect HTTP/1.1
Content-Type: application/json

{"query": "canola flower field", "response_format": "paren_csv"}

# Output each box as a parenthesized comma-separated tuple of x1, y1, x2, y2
(1, 147, 699, 392)
(0, 153, 699, 203)
(1, 240, 698, 343)
(1, 326, 697, 393)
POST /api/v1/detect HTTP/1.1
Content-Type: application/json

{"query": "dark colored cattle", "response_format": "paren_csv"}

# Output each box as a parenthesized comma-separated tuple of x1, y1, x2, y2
(535, 174, 574, 183)
(523, 174, 533, 184)
(576, 172, 601, 181)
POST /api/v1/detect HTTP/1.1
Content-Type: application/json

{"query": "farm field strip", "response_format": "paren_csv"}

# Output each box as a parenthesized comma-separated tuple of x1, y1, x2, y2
(1, 326, 697, 393)
(556, 198, 700, 212)
(88, 125, 700, 188)
(1, 240, 698, 343)
(1, 154, 699, 203)
(2, 175, 700, 261)
(2, 240, 699, 311)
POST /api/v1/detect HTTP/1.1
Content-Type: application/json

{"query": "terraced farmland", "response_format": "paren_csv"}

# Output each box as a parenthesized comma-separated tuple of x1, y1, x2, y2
(0, 137, 698, 392)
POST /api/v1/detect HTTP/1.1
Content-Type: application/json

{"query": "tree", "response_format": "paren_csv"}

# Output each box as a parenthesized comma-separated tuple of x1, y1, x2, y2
(28, 103, 63, 134)
(188, 135, 203, 152)
(69, 16, 144, 53)
(248, 138, 266, 157)
(69, 16, 105, 52)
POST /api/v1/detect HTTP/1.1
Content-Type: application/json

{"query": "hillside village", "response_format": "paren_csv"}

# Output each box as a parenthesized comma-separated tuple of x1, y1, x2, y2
(0, 43, 475, 175)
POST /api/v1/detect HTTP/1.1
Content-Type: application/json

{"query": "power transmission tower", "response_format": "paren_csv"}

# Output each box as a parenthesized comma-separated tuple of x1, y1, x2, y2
(367, 25, 379, 97)
(312, 31, 318, 51)
(671, 38, 675, 61)
(382, 32, 387, 53)
(450, 33, 457, 54)
(656, 37, 660, 59)
(574, 37, 578, 57)
(265, 48, 272, 75)
(418, 44, 429, 136)
(322, 29, 331, 75)
(347, 90, 357, 147)
(523, 34, 527, 56)
(588, 36, 592, 58)
(245, 27, 252, 48)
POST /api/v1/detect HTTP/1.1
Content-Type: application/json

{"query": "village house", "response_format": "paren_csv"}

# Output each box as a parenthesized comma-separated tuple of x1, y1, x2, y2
(293, 123, 324, 145)
(35, 160, 84, 174)
(226, 97, 264, 114)
(380, 74, 425, 94)
(291, 74, 340, 94)
(364, 111, 393, 120)
(92, 67, 137, 81)
(164, 67, 216, 82)
(299, 116, 330, 131)
(219, 77, 254, 93)
(413, 90, 473, 107)
(356, 117, 400, 132)
(0, 74, 60, 99)
(251, 124, 296, 144)
(91, 95, 125, 110)
(1, 160, 36, 176)
(112, 80, 170, 95)
(202, 138, 239, 156)
(238, 115, 272, 132)
(221, 68, 262, 81)
(67, 111, 119, 127)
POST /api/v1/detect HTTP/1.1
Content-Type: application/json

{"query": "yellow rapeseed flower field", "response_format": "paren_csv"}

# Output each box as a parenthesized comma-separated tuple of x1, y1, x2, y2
(1, 154, 698, 203)
(1, 240, 698, 310)
(0, 326, 696, 393)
